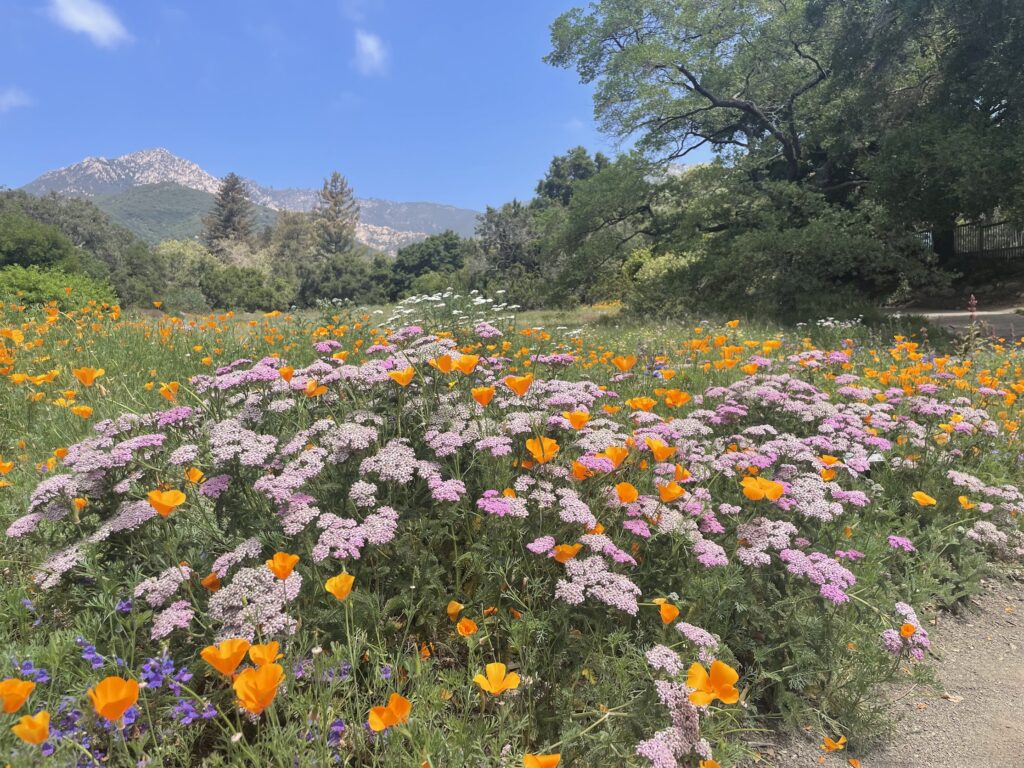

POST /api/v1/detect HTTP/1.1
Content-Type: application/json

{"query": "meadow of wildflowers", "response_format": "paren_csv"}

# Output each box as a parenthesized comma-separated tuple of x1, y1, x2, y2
(1, 290, 1022, 766)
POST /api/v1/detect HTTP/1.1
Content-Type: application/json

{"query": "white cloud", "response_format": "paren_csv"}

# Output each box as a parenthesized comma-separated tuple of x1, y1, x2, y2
(354, 29, 388, 75)
(0, 87, 31, 113)
(48, 0, 132, 48)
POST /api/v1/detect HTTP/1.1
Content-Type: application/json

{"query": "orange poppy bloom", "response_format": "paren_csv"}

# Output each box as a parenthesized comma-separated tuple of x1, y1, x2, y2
(0, 679, 35, 713)
(699, 761, 721, 768)
(525, 436, 559, 464)
(473, 662, 520, 696)
(388, 367, 415, 387)
(70, 405, 93, 419)
(233, 663, 284, 715)
(266, 551, 299, 579)
(597, 445, 629, 468)
(457, 617, 478, 637)
(740, 476, 784, 502)
(611, 355, 636, 372)
(0, 460, 14, 474)
(562, 411, 590, 430)
(454, 354, 480, 375)
(958, 495, 976, 510)
(184, 467, 205, 484)
(304, 379, 327, 397)
(663, 389, 692, 408)
(571, 461, 594, 481)
(912, 491, 937, 507)
(657, 481, 685, 503)
(686, 661, 740, 707)
(626, 396, 657, 412)
(147, 489, 186, 517)
(71, 367, 104, 387)
(524, 754, 561, 768)
(429, 354, 455, 373)
(899, 623, 917, 638)
(472, 386, 496, 406)
(87, 676, 140, 722)
(652, 598, 680, 624)
(822, 735, 847, 752)
(820, 468, 837, 481)
(503, 374, 534, 397)
(368, 692, 412, 732)
(741, 363, 759, 376)
(552, 543, 582, 564)
(11, 710, 49, 745)
(201, 638, 251, 677)
(277, 366, 294, 382)
(446, 600, 464, 621)
(602, 404, 621, 414)
(159, 381, 180, 402)
(73, 497, 88, 512)
(201, 572, 221, 592)
(615, 482, 639, 504)
(644, 438, 676, 462)
(325, 572, 355, 601)
(249, 642, 283, 667)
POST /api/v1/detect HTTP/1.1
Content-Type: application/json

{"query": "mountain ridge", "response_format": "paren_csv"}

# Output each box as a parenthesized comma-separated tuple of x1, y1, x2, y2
(20, 148, 480, 252)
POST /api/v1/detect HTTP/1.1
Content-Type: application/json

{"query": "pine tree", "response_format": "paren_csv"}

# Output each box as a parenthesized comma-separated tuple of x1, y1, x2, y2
(312, 172, 359, 256)
(202, 173, 254, 252)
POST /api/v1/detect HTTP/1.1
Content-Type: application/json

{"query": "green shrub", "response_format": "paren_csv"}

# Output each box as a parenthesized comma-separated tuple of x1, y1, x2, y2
(0, 265, 118, 310)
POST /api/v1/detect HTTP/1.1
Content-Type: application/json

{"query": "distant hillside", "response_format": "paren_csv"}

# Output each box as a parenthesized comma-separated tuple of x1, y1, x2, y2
(94, 183, 278, 243)
(22, 148, 481, 251)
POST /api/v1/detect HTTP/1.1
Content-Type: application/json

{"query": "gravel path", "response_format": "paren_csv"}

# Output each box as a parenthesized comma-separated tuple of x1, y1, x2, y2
(746, 577, 1024, 767)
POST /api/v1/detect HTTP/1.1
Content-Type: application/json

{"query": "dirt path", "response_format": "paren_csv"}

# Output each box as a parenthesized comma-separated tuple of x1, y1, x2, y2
(747, 577, 1024, 767)
(897, 308, 1024, 340)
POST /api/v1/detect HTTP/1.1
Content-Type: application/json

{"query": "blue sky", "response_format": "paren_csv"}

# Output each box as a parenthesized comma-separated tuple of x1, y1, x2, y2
(0, 0, 622, 210)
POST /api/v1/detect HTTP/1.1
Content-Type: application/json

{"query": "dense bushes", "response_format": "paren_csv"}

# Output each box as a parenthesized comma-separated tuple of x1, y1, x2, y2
(0, 265, 117, 310)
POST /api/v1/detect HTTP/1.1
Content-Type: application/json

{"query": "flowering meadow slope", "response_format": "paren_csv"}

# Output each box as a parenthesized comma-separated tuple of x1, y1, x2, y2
(1, 293, 1022, 767)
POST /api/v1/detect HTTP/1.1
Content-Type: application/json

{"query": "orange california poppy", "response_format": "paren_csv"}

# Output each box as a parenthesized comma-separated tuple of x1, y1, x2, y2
(71, 367, 104, 387)
(159, 381, 180, 402)
(456, 617, 478, 637)
(740, 476, 784, 502)
(503, 374, 534, 397)
(686, 661, 740, 707)
(184, 467, 205, 484)
(446, 600, 464, 621)
(200, 572, 221, 592)
(0, 679, 35, 713)
(388, 367, 415, 387)
(652, 598, 680, 624)
(472, 385, 495, 406)
(626, 396, 657, 412)
(615, 482, 639, 504)
(368, 692, 412, 731)
(899, 623, 917, 638)
(87, 676, 139, 722)
(571, 460, 593, 481)
(147, 489, 186, 517)
(699, 761, 721, 768)
(822, 735, 847, 752)
(277, 366, 294, 382)
(304, 379, 327, 397)
(266, 551, 299, 579)
(233, 662, 284, 715)
(524, 754, 561, 768)
(562, 411, 590, 430)
(473, 662, 520, 696)
(552, 543, 582, 564)
(455, 354, 480, 375)
(657, 481, 685, 503)
(912, 491, 937, 507)
(10, 710, 49, 745)
(249, 642, 283, 667)
(201, 638, 251, 677)
(525, 436, 559, 464)
(611, 355, 636, 372)
(958, 495, 976, 510)
(644, 437, 676, 462)
(597, 445, 629, 469)
(325, 572, 355, 601)
(70, 405, 93, 419)
(429, 354, 455, 373)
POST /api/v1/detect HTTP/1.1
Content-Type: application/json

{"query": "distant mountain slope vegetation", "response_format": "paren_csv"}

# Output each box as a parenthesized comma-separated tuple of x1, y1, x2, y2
(22, 148, 480, 250)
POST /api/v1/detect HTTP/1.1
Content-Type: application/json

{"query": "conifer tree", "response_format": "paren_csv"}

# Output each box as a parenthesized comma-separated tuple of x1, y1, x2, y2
(312, 171, 359, 256)
(202, 172, 254, 252)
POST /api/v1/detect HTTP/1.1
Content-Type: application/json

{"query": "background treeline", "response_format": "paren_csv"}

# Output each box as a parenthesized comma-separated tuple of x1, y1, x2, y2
(3, 0, 1022, 319)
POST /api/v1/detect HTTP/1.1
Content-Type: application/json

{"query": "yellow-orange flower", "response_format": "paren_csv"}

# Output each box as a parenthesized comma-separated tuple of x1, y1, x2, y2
(454, 354, 480, 374)
(615, 482, 639, 504)
(147, 489, 186, 517)
(185, 467, 205, 484)
(822, 735, 847, 752)
(686, 661, 740, 707)
(446, 600, 464, 621)
(626, 396, 657, 412)
(70, 405, 93, 419)
(304, 379, 327, 397)
(11, 710, 49, 745)
(277, 366, 294, 382)
(596, 445, 628, 468)
(0, 679, 35, 713)
(159, 381, 180, 402)
(503, 373, 534, 397)
(429, 354, 455, 373)
(958, 495, 976, 510)
(249, 642, 283, 667)
(699, 761, 721, 768)
(657, 481, 685, 503)
(644, 437, 676, 462)
(87, 676, 139, 722)
(201, 572, 221, 592)
(266, 551, 299, 579)
(474, 662, 520, 696)
(525, 436, 559, 464)
(368, 693, 411, 732)
(740, 476, 784, 501)
(71, 367, 104, 387)
(562, 410, 590, 430)
(201, 638, 251, 677)
(611, 355, 636, 372)
(388, 367, 415, 387)
(233, 662, 284, 715)
(552, 543, 582, 564)
(325, 572, 355, 601)
(912, 491, 937, 507)
(456, 617, 478, 637)
(652, 598, 680, 624)
(472, 385, 495, 406)
(899, 622, 917, 638)
(524, 754, 561, 768)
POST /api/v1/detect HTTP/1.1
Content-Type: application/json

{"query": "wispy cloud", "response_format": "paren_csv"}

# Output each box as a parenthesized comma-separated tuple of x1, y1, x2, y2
(353, 29, 388, 76)
(48, 0, 132, 48)
(0, 87, 31, 114)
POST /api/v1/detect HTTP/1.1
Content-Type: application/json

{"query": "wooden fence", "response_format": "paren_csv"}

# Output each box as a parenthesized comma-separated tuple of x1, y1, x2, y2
(954, 221, 1024, 261)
